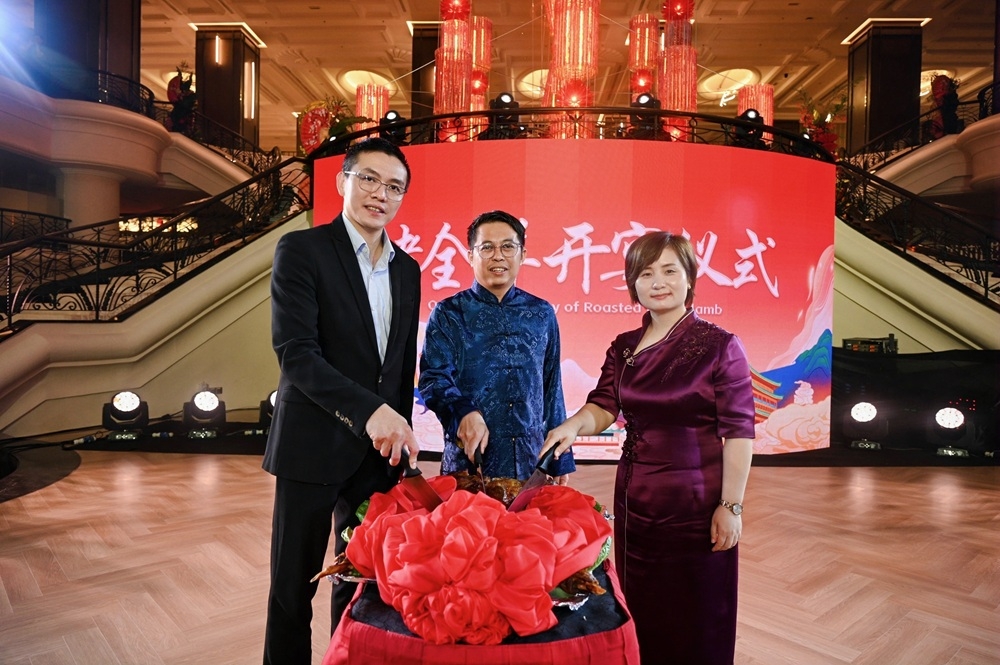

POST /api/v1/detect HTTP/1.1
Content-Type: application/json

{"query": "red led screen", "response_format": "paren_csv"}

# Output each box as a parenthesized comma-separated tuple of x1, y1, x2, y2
(315, 140, 835, 458)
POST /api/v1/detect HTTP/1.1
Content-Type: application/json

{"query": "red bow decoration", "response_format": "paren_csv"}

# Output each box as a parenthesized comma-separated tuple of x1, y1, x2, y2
(345, 479, 611, 645)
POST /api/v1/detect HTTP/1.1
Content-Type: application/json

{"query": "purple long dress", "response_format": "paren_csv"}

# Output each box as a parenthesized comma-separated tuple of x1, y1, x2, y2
(586, 310, 756, 665)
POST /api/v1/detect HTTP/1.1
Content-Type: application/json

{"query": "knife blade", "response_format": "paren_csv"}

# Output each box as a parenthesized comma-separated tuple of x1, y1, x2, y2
(507, 444, 562, 512)
(396, 449, 443, 510)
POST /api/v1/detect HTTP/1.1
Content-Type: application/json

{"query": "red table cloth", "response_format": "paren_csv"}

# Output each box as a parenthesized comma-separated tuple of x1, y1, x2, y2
(322, 560, 639, 664)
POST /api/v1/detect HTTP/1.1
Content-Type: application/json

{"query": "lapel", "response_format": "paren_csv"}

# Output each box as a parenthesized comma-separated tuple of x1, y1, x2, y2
(385, 242, 405, 359)
(327, 216, 380, 360)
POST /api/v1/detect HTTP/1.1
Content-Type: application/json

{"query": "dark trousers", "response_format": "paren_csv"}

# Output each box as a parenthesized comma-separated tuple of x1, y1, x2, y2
(263, 449, 394, 665)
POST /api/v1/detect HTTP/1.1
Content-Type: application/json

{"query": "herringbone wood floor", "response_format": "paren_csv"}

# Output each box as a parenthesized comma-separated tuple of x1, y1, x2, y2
(1, 451, 998, 664)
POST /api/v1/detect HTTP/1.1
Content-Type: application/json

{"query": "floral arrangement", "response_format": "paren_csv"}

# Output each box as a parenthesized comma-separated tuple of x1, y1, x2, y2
(297, 97, 372, 155)
(797, 87, 847, 155)
(341, 475, 613, 645)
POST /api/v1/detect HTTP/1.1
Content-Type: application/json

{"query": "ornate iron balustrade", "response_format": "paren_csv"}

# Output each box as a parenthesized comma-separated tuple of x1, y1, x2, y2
(1, 209, 70, 245)
(310, 106, 835, 164)
(31, 66, 156, 118)
(835, 161, 1000, 309)
(152, 102, 283, 174)
(3, 105, 996, 338)
(845, 80, 996, 172)
(1, 159, 310, 331)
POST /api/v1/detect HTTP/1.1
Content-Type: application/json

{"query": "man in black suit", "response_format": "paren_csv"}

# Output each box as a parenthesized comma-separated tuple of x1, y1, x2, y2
(262, 137, 421, 664)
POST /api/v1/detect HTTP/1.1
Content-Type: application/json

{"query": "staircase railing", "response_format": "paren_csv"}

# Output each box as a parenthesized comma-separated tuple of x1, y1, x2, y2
(3, 106, 996, 338)
(151, 102, 283, 174)
(18, 64, 281, 175)
(1, 158, 310, 332)
(835, 160, 1000, 309)
(1, 209, 71, 244)
(844, 80, 997, 172)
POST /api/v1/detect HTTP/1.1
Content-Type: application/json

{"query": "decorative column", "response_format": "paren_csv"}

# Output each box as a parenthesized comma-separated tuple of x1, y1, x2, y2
(194, 25, 262, 145)
(659, 0, 696, 140)
(738, 83, 774, 142)
(434, 17, 472, 141)
(547, 0, 600, 139)
(59, 169, 122, 227)
(468, 16, 493, 137)
(356, 84, 389, 132)
(628, 14, 659, 99)
(844, 20, 923, 154)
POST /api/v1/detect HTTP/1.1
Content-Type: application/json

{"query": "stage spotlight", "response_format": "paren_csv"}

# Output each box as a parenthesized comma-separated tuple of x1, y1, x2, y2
(731, 108, 766, 149)
(259, 389, 277, 428)
(183, 388, 226, 437)
(844, 401, 887, 450)
(485, 92, 520, 139)
(629, 93, 662, 139)
(102, 390, 149, 439)
(379, 110, 407, 145)
(929, 405, 977, 457)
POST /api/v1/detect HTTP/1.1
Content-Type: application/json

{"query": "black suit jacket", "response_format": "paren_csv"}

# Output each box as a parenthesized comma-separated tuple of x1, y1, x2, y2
(263, 215, 421, 484)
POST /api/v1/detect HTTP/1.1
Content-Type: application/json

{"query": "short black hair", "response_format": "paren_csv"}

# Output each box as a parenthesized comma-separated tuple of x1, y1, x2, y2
(343, 137, 411, 187)
(466, 210, 526, 248)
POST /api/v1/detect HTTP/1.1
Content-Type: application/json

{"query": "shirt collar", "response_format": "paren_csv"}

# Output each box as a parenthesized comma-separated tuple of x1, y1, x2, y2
(470, 280, 519, 304)
(342, 215, 395, 263)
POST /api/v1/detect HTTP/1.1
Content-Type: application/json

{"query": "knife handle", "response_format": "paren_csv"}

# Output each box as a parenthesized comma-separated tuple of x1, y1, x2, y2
(537, 443, 562, 476)
(397, 448, 422, 479)
(473, 445, 484, 469)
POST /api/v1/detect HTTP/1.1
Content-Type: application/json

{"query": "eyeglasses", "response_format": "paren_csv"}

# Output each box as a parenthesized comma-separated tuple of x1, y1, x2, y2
(343, 171, 407, 201)
(472, 241, 522, 258)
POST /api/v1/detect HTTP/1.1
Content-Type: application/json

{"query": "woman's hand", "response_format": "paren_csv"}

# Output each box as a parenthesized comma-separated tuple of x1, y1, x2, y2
(710, 506, 742, 551)
(542, 421, 583, 459)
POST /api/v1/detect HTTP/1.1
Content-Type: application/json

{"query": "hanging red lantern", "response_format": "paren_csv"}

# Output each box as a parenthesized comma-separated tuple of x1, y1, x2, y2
(630, 69, 654, 94)
(662, 0, 695, 22)
(440, 0, 471, 21)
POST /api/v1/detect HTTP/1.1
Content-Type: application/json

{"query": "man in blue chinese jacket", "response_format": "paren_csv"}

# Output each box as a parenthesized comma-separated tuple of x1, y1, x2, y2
(419, 210, 575, 482)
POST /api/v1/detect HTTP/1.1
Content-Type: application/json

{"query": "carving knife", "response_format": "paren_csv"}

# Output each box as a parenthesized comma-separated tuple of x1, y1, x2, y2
(396, 449, 443, 510)
(507, 444, 561, 512)
(474, 444, 486, 491)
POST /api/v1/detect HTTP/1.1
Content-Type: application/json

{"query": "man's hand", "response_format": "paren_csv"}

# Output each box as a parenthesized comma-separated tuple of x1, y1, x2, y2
(365, 404, 419, 467)
(457, 411, 489, 462)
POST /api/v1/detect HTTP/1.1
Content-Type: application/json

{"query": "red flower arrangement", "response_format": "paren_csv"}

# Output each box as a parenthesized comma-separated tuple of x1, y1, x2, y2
(798, 87, 847, 156)
(344, 476, 612, 645)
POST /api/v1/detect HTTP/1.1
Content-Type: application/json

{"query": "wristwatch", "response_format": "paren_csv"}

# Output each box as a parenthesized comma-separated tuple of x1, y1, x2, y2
(719, 499, 743, 516)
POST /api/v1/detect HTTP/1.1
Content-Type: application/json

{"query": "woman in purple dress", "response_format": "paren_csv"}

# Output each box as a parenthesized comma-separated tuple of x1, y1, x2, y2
(544, 231, 755, 664)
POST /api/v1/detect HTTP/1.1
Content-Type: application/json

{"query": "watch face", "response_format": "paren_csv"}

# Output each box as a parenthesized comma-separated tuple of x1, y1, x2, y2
(732, 503, 743, 516)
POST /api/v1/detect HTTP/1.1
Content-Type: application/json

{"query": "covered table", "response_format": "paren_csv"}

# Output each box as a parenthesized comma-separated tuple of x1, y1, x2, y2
(322, 561, 639, 664)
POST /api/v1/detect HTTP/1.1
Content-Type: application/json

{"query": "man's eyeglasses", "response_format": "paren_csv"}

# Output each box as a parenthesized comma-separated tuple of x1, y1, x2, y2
(343, 171, 407, 201)
(472, 242, 522, 258)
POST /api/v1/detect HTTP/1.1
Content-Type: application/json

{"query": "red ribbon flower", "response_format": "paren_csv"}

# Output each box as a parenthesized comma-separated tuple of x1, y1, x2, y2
(345, 478, 611, 645)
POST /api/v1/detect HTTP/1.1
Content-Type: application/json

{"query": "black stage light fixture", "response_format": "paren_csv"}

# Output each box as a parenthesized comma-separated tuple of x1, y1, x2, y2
(183, 388, 226, 437)
(485, 92, 520, 139)
(379, 110, 407, 145)
(732, 108, 766, 149)
(259, 389, 277, 428)
(844, 401, 887, 450)
(629, 93, 662, 139)
(928, 405, 977, 457)
(102, 390, 149, 439)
